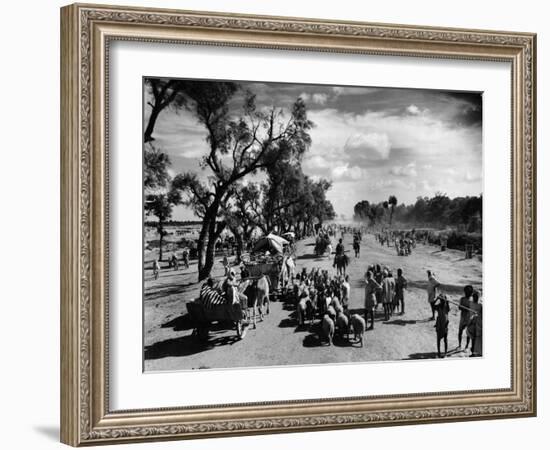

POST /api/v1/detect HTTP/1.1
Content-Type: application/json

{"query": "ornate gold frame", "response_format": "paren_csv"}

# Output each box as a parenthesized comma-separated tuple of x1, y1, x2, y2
(60, 3, 536, 446)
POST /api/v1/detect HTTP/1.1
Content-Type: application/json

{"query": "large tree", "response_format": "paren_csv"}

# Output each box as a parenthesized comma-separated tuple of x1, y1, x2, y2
(143, 78, 187, 143)
(353, 200, 371, 222)
(388, 195, 398, 225)
(172, 82, 313, 280)
(222, 183, 262, 263)
(144, 143, 171, 190)
(262, 161, 309, 233)
(145, 189, 181, 261)
(144, 143, 178, 261)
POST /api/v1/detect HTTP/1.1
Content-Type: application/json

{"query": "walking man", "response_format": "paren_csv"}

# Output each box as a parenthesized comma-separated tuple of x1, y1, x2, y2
(182, 246, 189, 269)
(434, 294, 450, 358)
(426, 270, 440, 320)
(394, 268, 408, 315)
(458, 285, 474, 349)
(341, 275, 351, 312)
(381, 269, 395, 321)
(364, 270, 381, 330)
(468, 291, 483, 357)
(152, 259, 160, 280)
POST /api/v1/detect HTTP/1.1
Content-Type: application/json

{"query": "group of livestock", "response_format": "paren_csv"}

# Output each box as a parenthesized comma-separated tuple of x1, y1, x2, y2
(292, 268, 366, 346)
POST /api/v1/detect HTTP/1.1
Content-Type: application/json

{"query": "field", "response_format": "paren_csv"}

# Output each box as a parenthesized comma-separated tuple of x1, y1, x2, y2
(143, 229, 482, 372)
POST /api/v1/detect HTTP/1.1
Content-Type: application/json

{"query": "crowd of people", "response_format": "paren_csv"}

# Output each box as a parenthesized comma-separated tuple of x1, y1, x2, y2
(150, 223, 483, 358)
(287, 259, 482, 358)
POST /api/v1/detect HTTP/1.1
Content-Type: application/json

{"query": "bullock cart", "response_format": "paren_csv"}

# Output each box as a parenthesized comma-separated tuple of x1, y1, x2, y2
(186, 295, 249, 342)
(243, 254, 296, 300)
(244, 259, 281, 289)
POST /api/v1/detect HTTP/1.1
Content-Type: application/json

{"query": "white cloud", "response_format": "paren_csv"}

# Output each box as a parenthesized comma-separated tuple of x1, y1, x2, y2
(390, 162, 417, 177)
(344, 132, 391, 160)
(300, 92, 329, 105)
(464, 171, 482, 182)
(304, 154, 334, 170)
(312, 93, 329, 105)
(407, 104, 421, 115)
(368, 178, 415, 191)
(332, 86, 378, 97)
(419, 180, 433, 191)
(331, 164, 366, 181)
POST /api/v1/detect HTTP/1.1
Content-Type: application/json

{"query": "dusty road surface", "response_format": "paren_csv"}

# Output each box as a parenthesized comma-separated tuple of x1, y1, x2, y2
(144, 233, 482, 372)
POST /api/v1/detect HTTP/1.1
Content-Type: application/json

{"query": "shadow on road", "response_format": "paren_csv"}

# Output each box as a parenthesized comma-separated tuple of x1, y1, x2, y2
(297, 253, 325, 261)
(405, 351, 439, 359)
(145, 282, 197, 301)
(333, 335, 355, 347)
(278, 318, 296, 328)
(160, 313, 195, 331)
(303, 333, 324, 347)
(405, 347, 465, 360)
(145, 331, 241, 360)
(384, 319, 419, 326)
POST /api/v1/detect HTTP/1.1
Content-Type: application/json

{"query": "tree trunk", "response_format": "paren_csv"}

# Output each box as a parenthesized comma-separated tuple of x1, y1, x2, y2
(200, 218, 226, 281)
(144, 107, 162, 143)
(197, 198, 224, 281)
(158, 223, 164, 261)
(200, 233, 217, 281)
(234, 230, 244, 264)
(196, 217, 211, 280)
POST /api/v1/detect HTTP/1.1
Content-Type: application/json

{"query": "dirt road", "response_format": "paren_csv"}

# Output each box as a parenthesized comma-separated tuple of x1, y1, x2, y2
(144, 232, 482, 371)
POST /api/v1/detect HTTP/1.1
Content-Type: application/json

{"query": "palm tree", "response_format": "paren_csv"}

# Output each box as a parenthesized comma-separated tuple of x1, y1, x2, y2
(388, 195, 398, 226)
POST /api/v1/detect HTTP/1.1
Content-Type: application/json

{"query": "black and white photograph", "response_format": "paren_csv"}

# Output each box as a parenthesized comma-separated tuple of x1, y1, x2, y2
(143, 78, 483, 372)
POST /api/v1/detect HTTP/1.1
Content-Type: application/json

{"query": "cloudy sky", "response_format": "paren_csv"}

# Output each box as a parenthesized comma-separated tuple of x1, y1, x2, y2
(144, 80, 482, 221)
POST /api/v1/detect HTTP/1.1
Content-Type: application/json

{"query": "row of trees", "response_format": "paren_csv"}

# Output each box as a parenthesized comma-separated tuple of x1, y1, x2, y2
(144, 79, 335, 280)
(354, 195, 398, 226)
(353, 193, 482, 232)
